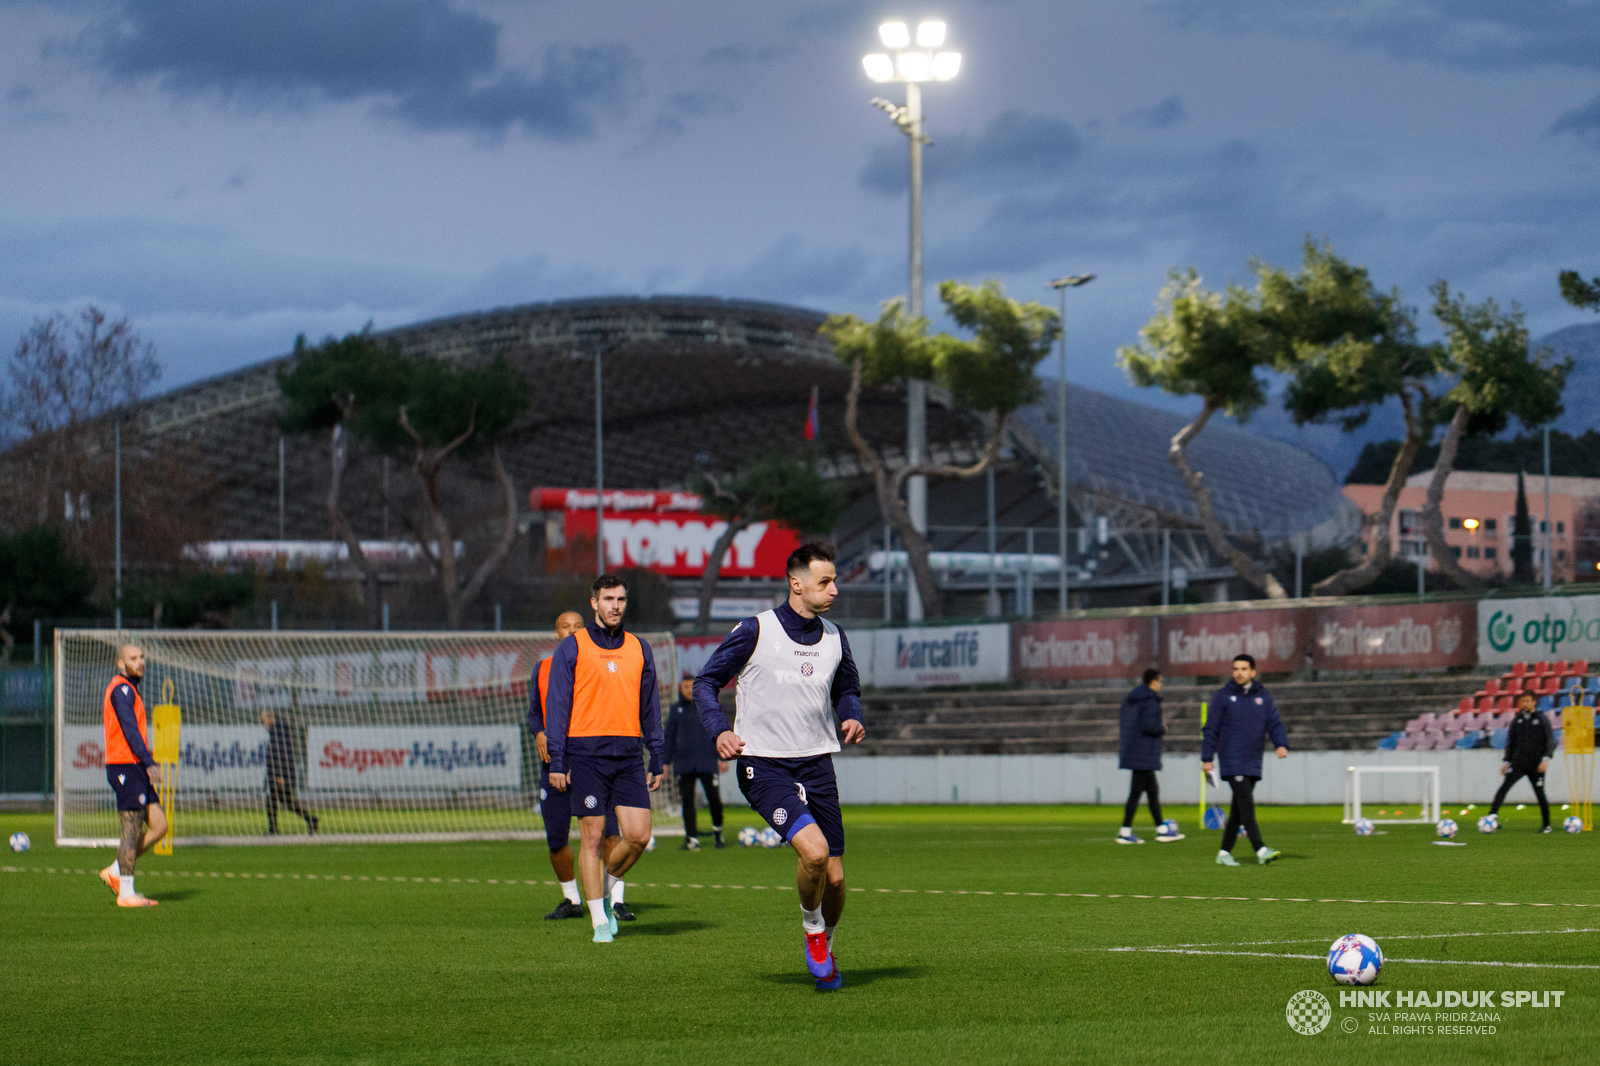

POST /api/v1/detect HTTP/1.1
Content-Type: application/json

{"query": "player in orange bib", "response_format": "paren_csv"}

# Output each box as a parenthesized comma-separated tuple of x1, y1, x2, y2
(544, 573, 665, 943)
(97, 644, 167, 907)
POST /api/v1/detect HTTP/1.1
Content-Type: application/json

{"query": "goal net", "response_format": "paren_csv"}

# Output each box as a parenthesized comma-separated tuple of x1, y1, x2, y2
(55, 629, 681, 846)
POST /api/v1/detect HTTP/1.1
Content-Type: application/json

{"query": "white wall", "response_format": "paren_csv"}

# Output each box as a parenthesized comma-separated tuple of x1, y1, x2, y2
(821, 750, 1590, 807)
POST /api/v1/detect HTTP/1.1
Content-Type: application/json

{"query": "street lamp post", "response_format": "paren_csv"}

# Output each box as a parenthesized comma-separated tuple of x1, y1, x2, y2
(865, 21, 960, 622)
(1048, 274, 1094, 613)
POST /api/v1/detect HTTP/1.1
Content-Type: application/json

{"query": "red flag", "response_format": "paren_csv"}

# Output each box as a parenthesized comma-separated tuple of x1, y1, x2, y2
(804, 385, 819, 440)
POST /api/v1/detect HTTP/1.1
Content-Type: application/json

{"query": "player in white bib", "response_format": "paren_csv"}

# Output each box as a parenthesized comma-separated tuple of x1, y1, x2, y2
(693, 542, 865, 991)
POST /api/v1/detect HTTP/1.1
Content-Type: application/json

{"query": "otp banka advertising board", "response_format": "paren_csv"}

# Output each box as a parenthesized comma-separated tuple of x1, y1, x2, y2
(1478, 595, 1600, 665)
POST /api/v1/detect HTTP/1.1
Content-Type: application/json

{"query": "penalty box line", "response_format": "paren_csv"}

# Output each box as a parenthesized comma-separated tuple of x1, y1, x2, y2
(1138, 927, 1600, 949)
(6, 866, 1600, 912)
(1104, 946, 1600, 972)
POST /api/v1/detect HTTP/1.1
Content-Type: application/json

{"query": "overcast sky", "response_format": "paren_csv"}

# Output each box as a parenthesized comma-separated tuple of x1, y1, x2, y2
(4, 0, 1599, 456)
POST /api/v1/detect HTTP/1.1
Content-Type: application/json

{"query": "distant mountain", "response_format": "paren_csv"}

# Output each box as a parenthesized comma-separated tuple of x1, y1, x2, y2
(1228, 321, 1600, 481)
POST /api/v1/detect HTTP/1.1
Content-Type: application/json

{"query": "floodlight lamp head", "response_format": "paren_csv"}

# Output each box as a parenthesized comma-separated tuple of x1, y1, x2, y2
(916, 20, 946, 46)
(879, 21, 911, 48)
(930, 51, 960, 80)
(897, 50, 932, 81)
(1049, 274, 1097, 289)
(863, 53, 895, 82)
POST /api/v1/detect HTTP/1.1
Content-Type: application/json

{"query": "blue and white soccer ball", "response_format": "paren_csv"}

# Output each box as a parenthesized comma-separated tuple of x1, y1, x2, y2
(1353, 818, 1374, 836)
(1564, 815, 1584, 833)
(1202, 806, 1226, 830)
(1436, 818, 1459, 839)
(759, 827, 784, 848)
(1327, 933, 1384, 986)
(1156, 818, 1181, 839)
(8, 831, 28, 853)
(738, 826, 759, 847)
(1477, 814, 1499, 834)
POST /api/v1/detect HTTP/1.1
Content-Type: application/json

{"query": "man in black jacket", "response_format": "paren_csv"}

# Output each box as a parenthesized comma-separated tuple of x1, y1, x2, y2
(1489, 691, 1556, 832)
(663, 674, 727, 850)
(263, 711, 318, 835)
(1118, 668, 1180, 843)
(1201, 654, 1288, 866)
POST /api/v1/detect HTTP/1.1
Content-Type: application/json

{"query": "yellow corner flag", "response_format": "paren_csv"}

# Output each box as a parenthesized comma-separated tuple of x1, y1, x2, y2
(150, 681, 181, 855)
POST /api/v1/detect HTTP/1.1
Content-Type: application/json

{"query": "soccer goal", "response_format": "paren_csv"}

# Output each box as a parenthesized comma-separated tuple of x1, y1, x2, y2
(55, 628, 680, 847)
(1342, 764, 1440, 825)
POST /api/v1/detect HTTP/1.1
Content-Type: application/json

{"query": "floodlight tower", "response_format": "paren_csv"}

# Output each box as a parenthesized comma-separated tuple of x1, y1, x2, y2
(864, 20, 960, 621)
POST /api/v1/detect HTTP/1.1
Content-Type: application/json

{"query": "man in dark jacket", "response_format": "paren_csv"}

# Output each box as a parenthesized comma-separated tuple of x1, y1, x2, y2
(1200, 654, 1288, 866)
(262, 711, 318, 835)
(1489, 691, 1556, 832)
(664, 674, 727, 849)
(1118, 668, 1181, 843)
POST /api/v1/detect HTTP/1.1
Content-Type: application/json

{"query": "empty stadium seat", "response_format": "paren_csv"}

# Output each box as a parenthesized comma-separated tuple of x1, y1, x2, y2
(1378, 733, 1400, 750)
(1458, 697, 1475, 714)
(1396, 735, 1418, 751)
(1538, 696, 1555, 711)
(1506, 678, 1525, 695)
(1405, 717, 1426, 733)
(1586, 676, 1600, 695)
(1454, 732, 1482, 749)
(1481, 677, 1503, 697)
(1509, 661, 1529, 678)
(1479, 696, 1497, 712)
(1571, 659, 1589, 676)
(1490, 728, 1509, 749)
(1554, 660, 1571, 677)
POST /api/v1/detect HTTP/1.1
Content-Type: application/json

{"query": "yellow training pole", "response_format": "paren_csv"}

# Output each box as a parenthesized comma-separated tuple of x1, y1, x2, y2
(1564, 705, 1595, 832)
(1198, 700, 1207, 827)
(150, 681, 181, 855)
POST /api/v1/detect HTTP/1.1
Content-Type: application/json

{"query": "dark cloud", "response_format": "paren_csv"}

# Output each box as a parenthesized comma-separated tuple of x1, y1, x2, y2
(1551, 93, 1600, 147)
(6, 85, 32, 102)
(698, 42, 790, 67)
(784, 1, 866, 40)
(699, 235, 873, 303)
(1158, 0, 1600, 72)
(860, 109, 1083, 194)
(67, 0, 641, 139)
(1120, 95, 1187, 130)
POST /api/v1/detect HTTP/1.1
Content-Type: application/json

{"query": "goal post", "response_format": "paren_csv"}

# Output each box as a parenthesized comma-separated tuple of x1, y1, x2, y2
(55, 628, 681, 847)
(1342, 765, 1440, 825)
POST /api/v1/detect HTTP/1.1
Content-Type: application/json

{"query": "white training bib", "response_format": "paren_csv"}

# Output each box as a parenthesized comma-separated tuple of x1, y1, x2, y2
(733, 610, 844, 758)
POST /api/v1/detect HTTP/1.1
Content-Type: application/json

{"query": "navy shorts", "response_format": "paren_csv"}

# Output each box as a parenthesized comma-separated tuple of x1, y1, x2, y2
(737, 754, 843, 857)
(106, 763, 157, 812)
(567, 754, 651, 819)
(539, 763, 617, 850)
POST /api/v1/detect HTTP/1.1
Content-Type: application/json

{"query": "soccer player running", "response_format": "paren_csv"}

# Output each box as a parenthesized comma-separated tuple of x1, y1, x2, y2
(97, 644, 167, 907)
(1201, 653, 1288, 867)
(544, 575, 665, 943)
(693, 542, 865, 991)
(531, 610, 624, 920)
(1488, 690, 1556, 832)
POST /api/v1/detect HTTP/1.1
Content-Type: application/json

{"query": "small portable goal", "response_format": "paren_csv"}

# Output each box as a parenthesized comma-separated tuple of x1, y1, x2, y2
(1342, 765, 1440, 825)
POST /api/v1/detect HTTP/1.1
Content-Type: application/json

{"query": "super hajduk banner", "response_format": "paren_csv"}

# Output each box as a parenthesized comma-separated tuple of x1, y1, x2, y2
(63, 725, 269, 792)
(1478, 595, 1600, 666)
(306, 726, 522, 790)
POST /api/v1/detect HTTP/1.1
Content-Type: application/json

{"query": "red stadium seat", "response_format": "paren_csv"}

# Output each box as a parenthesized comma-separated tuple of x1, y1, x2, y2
(1506, 678, 1525, 695)
(1458, 697, 1474, 714)
(1534, 661, 1552, 676)
(1509, 661, 1528, 678)
(1554, 660, 1571, 677)
(1477, 696, 1495, 712)
(1496, 695, 1513, 711)
(1572, 659, 1589, 677)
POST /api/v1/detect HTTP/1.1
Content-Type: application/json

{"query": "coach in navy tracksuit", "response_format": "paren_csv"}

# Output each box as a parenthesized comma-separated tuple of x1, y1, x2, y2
(1201, 653, 1289, 866)
(1117, 668, 1168, 842)
(664, 675, 727, 849)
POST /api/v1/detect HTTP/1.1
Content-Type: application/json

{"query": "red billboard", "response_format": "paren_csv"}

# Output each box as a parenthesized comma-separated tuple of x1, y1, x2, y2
(1160, 608, 1310, 676)
(1312, 600, 1475, 671)
(534, 487, 799, 578)
(1012, 616, 1154, 681)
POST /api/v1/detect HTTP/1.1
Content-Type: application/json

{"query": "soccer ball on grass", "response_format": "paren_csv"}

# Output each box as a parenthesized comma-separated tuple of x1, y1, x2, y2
(1435, 818, 1458, 839)
(759, 827, 783, 848)
(1327, 934, 1383, 986)
(1477, 814, 1499, 834)
(1564, 816, 1584, 833)
(1155, 818, 1182, 840)
(8, 831, 28, 853)
(1353, 818, 1374, 836)
(738, 826, 759, 847)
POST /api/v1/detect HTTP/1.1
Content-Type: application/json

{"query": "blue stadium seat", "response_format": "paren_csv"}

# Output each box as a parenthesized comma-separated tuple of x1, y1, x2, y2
(1537, 696, 1555, 711)
(1378, 733, 1400, 750)
(1490, 727, 1509, 749)
(1587, 676, 1600, 694)
(1454, 731, 1482, 749)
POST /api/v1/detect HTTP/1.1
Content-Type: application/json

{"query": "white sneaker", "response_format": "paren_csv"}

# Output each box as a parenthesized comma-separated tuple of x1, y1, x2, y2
(1116, 829, 1144, 844)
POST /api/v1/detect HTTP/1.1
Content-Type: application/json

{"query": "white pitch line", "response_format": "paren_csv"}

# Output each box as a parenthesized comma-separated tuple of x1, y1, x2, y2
(1107, 946, 1600, 971)
(1144, 927, 1600, 949)
(5, 866, 1600, 913)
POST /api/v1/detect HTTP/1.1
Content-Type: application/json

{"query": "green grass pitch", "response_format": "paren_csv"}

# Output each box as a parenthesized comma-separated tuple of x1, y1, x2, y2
(4, 802, 1595, 1065)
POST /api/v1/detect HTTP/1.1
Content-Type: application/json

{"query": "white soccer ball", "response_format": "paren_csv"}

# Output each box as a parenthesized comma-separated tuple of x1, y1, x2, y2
(8, 831, 29, 853)
(1157, 818, 1181, 838)
(738, 826, 759, 847)
(1327, 934, 1383, 986)
(1353, 818, 1374, 836)
(1436, 818, 1458, 839)
(1564, 816, 1584, 834)
(759, 827, 783, 848)
(1477, 814, 1499, 834)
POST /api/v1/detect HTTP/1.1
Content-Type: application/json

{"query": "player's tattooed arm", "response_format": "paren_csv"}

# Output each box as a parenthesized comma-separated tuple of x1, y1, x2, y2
(118, 810, 142, 874)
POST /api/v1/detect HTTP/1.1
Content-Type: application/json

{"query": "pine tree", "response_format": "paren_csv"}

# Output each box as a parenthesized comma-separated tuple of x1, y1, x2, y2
(1511, 468, 1535, 584)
